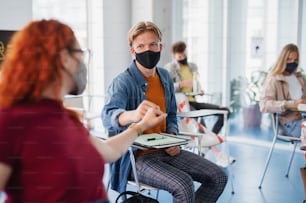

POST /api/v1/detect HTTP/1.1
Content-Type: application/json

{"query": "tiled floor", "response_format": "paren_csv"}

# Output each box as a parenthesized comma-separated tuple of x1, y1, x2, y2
(104, 113, 306, 203)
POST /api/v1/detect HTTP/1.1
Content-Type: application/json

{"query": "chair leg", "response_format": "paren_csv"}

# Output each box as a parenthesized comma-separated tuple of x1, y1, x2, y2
(226, 164, 235, 194)
(196, 135, 203, 156)
(223, 142, 235, 194)
(285, 142, 298, 177)
(156, 190, 159, 200)
(129, 147, 141, 193)
(258, 132, 278, 189)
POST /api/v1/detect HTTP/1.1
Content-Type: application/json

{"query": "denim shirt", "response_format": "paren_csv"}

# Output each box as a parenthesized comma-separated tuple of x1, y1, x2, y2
(102, 61, 178, 193)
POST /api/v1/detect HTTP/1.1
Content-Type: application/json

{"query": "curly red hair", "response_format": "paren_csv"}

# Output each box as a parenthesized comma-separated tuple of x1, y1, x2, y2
(0, 19, 83, 122)
(0, 19, 76, 107)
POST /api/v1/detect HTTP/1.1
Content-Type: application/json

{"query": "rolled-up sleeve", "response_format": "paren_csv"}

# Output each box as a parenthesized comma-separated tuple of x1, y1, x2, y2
(102, 78, 129, 134)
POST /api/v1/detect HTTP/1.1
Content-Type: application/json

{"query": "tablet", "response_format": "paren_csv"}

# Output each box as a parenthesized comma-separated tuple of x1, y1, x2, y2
(133, 133, 192, 149)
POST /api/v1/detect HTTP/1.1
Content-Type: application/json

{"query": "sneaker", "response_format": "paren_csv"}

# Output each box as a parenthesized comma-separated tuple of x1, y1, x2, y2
(300, 133, 306, 151)
(215, 152, 236, 168)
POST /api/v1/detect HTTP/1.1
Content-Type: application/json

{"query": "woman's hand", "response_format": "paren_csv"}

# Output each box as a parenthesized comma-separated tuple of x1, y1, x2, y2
(292, 99, 306, 120)
(293, 99, 306, 108)
(0, 162, 12, 190)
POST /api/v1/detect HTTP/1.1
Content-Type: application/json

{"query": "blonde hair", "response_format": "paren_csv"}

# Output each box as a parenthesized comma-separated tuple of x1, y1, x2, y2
(127, 21, 162, 47)
(270, 43, 299, 76)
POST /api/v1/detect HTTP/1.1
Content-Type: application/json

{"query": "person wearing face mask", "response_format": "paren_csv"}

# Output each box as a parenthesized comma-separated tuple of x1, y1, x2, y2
(260, 43, 306, 150)
(0, 19, 166, 203)
(164, 41, 235, 167)
(102, 21, 228, 203)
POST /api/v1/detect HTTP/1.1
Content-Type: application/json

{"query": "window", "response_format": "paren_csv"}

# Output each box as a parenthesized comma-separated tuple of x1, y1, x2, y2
(33, 0, 104, 129)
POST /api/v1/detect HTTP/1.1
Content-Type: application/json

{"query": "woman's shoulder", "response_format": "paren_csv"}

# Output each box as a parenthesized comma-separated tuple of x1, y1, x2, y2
(0, 100, 63, 122)
(267, 73, 285, 82)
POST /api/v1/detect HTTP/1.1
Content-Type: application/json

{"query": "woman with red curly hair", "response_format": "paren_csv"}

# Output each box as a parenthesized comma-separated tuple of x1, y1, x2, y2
(0, 19, 166, 203)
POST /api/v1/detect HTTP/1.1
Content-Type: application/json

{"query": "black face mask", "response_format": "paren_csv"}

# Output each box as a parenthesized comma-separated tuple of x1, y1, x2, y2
(285, 62, 298, 74)
(135, 50, 160, 69)
(178, 57, 188, 65)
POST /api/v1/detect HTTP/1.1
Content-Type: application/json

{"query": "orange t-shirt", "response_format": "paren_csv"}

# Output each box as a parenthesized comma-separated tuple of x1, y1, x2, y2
(137, 72, 167, 156)
(143, 72, 166, 134)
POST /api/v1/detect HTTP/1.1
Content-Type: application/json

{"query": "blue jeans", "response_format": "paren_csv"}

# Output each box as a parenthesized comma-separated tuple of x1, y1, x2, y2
(282, 118, 304, 138)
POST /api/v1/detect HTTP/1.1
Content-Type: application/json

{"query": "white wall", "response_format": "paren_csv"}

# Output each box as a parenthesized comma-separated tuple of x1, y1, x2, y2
(0, 0, 32, 30)
(102, 0, 132, 90)
(207, 0, 226, 103)
(131, 0, 173, 66)
(152, 0, 173, 66)
(227, 0, 248, 82)
(103, 0, 173, 89)
(300, 0, 306, 70)
(277, 0, 299, 50)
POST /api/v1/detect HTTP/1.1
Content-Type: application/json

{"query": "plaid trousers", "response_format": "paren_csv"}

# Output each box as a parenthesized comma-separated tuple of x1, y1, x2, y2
(133, 150, 228, 203)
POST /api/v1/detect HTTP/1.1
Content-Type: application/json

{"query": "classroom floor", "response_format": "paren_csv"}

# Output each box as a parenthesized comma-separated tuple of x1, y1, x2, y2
(104, 113, 306, 203)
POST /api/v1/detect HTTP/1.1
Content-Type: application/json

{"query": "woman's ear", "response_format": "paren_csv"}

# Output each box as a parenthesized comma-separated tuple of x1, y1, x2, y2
(59, 49, 71, 69)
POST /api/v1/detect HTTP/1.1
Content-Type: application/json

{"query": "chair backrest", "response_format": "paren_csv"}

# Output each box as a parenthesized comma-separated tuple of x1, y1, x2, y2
(175, 93, 191, 113)
(63, 95, 86, 116)
(175, 93, 199, 133)
(64, 95, 101, 130)
(175, 93, 224, 148)
(64, 95, 84, 108)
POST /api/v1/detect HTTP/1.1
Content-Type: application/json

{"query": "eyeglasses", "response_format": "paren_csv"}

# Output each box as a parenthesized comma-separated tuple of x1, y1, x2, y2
(69, 48, 91, 65)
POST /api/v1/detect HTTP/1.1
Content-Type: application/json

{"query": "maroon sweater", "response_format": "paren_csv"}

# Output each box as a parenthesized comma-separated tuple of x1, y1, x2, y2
(0, 99, 106, 203)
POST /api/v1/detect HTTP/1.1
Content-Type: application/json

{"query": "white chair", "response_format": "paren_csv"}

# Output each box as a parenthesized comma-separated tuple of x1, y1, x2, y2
(63, 94, 103, 130)
(127, 147, 160, 199)
(258, 113, 301, 189)
(175, 93, 225, 156)
(96, 138, 160, 201)
(175, 93, 235, 194)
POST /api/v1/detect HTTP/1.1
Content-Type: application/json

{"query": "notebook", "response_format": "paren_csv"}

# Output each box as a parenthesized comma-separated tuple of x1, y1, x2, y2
(134, 133, 192, 149)
(298, 104, 306, 112)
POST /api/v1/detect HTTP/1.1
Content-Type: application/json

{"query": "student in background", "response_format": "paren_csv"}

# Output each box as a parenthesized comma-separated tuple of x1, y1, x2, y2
(0, 19, 166, 203)
(260, 43, 306, 150)
(164, 41, 235, 167)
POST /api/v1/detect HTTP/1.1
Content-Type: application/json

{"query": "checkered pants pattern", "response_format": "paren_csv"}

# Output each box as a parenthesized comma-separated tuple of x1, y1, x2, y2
(132, 150, 228, 203)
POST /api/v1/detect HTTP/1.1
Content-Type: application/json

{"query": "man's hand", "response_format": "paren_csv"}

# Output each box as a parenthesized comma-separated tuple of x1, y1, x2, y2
(133, 100, 160, 123)
(138, 108, 166, 132)
(180, 80, 193, 88)
(165, 146, 180, 156)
